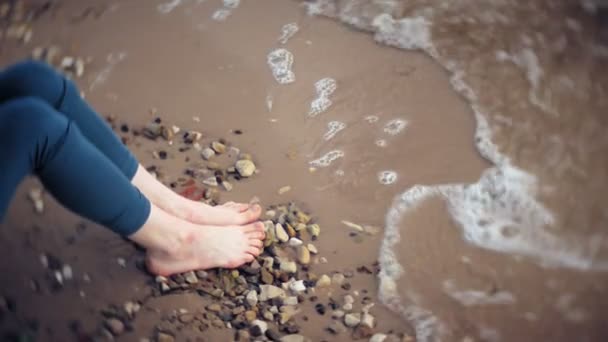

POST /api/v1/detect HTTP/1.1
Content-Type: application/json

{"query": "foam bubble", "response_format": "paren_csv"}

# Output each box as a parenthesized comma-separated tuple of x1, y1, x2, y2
(378, 171, 398, 185)
(266, 94, 273, 112)
(375, 139, 388, 147)
(267, 49, 295, 84)
(365, 115, 379, 123)
(223, 0, 239, 9)
(383, 118, 408, 135)
(309, 150, 344, 167)
(442, 280, 516, 306)
(89, 52, 127, 91)
(323, 121, 346, 140)
(335, 169, 345, 176)
(212, 9, 231, 21)
(372, 14, 434, 53)
(555, 294, 588, 323)
(309, 78, 337, 117)
(157, 0, 184, 14)
(279, 23, 299, 44)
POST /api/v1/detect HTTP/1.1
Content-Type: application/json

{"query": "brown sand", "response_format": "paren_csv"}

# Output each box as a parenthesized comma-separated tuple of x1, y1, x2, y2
(1, 0, 606, 341)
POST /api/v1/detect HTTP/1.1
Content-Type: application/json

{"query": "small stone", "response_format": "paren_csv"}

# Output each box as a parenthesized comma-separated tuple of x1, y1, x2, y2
(265, 210, 276, 218)
(104, 318, 124, 336)
(280, 261, 297, 274)
(221, 181, 233, 191)
(240, 153, 253, 160)
(246, 290, 258, 307)
(189, 131, 203, 141)
(327, 321, 347, 335)
(332, 310, 345, 319)
(344, 295, 355, 305)
(278, 186, 291, 195)
(62, 265, 73, 280)
(370, 333, 388, 342)
(196, 270, 208, 279)
(245, 310, 257, 322)
(184, 271, 198, 284)
(361, 312, 375, 328)
(344, 313, 361, 327)
(283, 296, 298, 305)
(261, 268, 274, 284)
(237, 330, 251, 341)
(275, 223, 289, 243)
(315, 303, 326, 315)
(203, 177, 218, 187)
(157, 332, 175, 342)
(201, 147, 215, 160)
(211, 141, 227, 154)
(124, 301, 140, 317)
(263, 310, 274, 321)
(281, 335, 305, 342)
(343, 303, 353, 311)
(179, 313, 194, 324)
(307, 224, 320, 238)
(297, 246, 310, 265)
(289, 280, 306, 293)
(332, 273, 345, 285)
(260, 285, 286, 301)
(288, 238, 303, 247)
(266, 328, 282, 341)
(250, 320, 268, 336)
(235, 159, 256, 177)
(303, 244, 316, 255)
(352, 325, 374, 339)
(206, 303, 222, 312)
(315, 274, 331, 288)
(143, 123, 162, 139)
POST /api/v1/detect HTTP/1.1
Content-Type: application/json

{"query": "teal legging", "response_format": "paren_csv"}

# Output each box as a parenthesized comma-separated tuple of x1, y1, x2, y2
(0, 61, 150, 236)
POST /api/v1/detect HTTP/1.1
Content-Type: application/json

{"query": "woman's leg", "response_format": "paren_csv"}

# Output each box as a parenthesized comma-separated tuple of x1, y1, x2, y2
(0, 60, 261, 225)
(0, 97, 264, 275)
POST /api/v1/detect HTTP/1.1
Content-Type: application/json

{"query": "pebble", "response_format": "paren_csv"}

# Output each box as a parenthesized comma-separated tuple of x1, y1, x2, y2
(315, 303, 326, 315)
(203, 177, 218, 187)
(297, 246, 310, 265)
(245, 290, 258, 307)
(62, 265, 73, 280)
(221, 181, 233, 191)
(235, 159, 256, 177)
(280, 260, 297, 274)
(327, 321, 347, 335)
(206, 303, 222, 312)
(344, 313, 361, 327)
(251, 320, 268, 336)
(201, 147, 215, 160)
(307, 224, 320, 238)
(316, 274, 331, 288)
(245, 310, 257, 322)
(283, 296, 298, 305)
(307, 243, 318, 254)
(344, 295, 355, 305)
(104, 318, 125, 336)
(352, 325, 374, 339)
(278, 186, 291, 195)
(184, 271, 198, 284)
(156, 332, 175, 342)
(280, 335, 305, 342)
(261, 267, 274, 284)
(343, 303, 353, 311)
(288, 238, 303, 247)
(178, 313, 194, 324)
(275, 223, 289, 243)
(196, 270, 208, 279)
(332, 273, 345, 285)
(211, 141, 227, 154)
(260, 285, 285, 301)
(289, 280, 306, 293)
(237, 330, 251, 341)
(332, 310, 345, 319)
(266, 328, 283, 341)
(361, 312, 375, 328)
(370, 333, 388, 342)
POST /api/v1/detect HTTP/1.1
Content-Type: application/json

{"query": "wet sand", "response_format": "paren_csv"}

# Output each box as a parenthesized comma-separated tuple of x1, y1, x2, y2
(1, 0, 606, 341)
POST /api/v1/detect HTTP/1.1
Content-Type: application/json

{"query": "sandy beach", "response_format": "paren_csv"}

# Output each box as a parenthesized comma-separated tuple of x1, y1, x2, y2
(1, 0, 607, 341)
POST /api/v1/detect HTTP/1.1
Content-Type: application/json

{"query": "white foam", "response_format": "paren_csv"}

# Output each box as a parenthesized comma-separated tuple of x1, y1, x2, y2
(266, 94, 273, 112)
(555, 294, 588, 323)
(383, 118, 408, 135)
(442, 280, 516, 306)
(279, 23, 299, 44)
(365, 115, 379, 123)
(212, 8, 231, 21)
(323, 121, 346, 140)
(89, 52, 127, 91)
(309, 78, 337, 117)
(378, 171, 398, 185)
(157, 0, 184, 14)
(372, 14, 434, 52)
(267, 49, 295, 84)
(309, 150, 344, 167)
(223, 0, 239, 9)
(375, 139, 387, 147)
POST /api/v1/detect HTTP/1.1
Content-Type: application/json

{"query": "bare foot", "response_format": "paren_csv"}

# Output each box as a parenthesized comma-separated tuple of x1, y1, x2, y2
(131, 165, 262, 226)
(129, 204, 265, 276)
